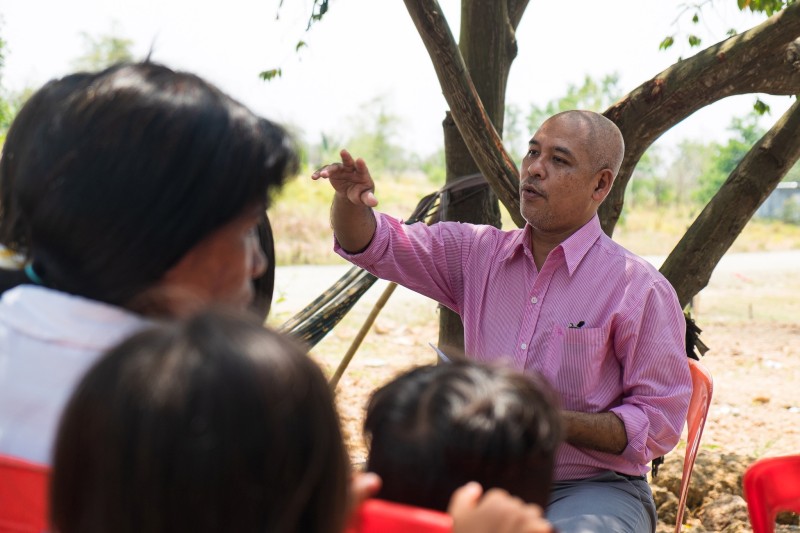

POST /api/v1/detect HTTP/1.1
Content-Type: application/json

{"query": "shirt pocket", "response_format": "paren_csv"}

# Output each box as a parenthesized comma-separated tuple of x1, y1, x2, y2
(546, 324, 611, 411)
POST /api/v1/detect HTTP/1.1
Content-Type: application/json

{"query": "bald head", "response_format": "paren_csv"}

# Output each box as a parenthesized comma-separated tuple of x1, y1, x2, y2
(544, 110, 625, 179)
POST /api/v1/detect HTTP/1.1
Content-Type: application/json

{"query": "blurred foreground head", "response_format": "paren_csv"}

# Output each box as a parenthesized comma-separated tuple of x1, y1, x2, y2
(51, 309, 349, 533)
(365, 360, 563, 511)
(0, 62, 297, 315)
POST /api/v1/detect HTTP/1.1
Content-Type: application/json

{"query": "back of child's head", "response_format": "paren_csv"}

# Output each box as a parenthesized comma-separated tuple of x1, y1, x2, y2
(50, 309, 349, 533)
(364, 361, 563, 511)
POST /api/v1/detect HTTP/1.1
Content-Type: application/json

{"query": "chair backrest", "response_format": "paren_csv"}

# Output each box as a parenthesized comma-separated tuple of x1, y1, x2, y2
(743, 454, 800, 533)
(674, 358, 714, 533)
(0, 454, 50, 533)
(346, 498, 452, 533)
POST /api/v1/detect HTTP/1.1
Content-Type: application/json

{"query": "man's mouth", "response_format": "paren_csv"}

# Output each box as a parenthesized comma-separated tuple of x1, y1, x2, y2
(521, 182, 546, 199)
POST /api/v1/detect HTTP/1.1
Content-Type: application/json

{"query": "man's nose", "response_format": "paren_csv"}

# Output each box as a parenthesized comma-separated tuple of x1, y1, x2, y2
(526, 157, 545, 179)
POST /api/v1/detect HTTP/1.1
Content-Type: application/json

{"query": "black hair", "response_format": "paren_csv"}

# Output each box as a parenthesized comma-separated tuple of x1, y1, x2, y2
(0, 62, 297, 309)
(364, 361, 563, 511)
(50, 309, 349, 533)
(0, 72, 94, 252)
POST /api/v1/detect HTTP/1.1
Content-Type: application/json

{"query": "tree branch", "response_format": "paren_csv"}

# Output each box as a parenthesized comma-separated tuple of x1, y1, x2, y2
(507, 0, 530, 30)
(601, 3, 800, 234)
(403, 0, 525, 228)
(660, 98, 800, 307)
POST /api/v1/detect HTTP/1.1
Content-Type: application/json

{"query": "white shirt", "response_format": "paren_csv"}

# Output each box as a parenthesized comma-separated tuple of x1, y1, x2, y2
(0, 285, 147, 464)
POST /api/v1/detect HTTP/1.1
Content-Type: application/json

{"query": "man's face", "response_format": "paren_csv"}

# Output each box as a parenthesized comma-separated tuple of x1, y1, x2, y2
(519, 116, 602, 236)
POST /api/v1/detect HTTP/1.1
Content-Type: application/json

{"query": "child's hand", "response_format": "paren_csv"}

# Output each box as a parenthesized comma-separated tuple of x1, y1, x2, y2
(448, 482, 553, 533)
(346, 472, 382, 520)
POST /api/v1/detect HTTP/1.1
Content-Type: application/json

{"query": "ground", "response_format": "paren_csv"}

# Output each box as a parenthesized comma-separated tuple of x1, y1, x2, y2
(270, 250, 800, 533)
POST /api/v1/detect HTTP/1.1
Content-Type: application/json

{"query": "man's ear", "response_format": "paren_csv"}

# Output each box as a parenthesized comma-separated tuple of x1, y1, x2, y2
(592, 169, 615, 202)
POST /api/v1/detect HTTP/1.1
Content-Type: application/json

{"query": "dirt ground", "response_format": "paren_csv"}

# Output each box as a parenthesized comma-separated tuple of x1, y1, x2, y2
(271, 251, 800, 532)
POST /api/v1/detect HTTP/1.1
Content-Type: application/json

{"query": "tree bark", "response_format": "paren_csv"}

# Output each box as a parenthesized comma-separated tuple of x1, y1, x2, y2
(660, 99, 800, 307)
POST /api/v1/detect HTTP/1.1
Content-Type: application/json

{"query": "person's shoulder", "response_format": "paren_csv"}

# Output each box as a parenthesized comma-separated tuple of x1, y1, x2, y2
(596, 234, 666, 283)
(429, 219, 520, 242)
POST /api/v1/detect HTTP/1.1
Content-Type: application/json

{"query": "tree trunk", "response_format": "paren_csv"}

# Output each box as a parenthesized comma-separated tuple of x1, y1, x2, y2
(403, 0, 525, 229)
(404, 0, 525, 355)
(660, 99, 800, 307)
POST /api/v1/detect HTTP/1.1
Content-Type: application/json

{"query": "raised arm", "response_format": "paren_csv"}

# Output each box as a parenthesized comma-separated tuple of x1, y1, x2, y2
(312, 149, 378, 253)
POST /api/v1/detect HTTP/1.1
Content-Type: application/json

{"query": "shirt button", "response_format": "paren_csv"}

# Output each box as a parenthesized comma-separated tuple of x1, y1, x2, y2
(530, 296, 538, 304)
(521, 343, 527, 349)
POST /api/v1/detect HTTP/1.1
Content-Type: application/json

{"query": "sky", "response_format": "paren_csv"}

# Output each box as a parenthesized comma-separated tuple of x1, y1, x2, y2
(0, 0, 792, 161)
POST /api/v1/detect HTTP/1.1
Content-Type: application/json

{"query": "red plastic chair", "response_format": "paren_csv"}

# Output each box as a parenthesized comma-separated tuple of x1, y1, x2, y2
(0, 454, 50, 533)
(346, 498, 452, 533)
(674, 359, 714, 533)
(743, 454, 800, 533)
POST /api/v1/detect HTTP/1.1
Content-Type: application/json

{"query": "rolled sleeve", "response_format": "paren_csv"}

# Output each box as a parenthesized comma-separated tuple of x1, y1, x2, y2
(334, 209, 389, 265)
(612, 279, 693, 467)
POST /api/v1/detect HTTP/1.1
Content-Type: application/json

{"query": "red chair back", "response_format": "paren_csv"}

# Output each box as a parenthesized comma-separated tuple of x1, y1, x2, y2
(743, 454, 800, 533)
(674, 359, 714, 533)
(0, 454, 49, 533)
(346, 498, 452, 533)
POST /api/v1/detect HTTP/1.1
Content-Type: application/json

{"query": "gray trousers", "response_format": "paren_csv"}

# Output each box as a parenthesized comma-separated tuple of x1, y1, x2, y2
(546, 471, 656, 533)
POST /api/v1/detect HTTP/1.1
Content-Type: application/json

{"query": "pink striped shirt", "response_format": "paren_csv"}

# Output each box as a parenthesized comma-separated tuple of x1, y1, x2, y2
(336, 212, 692, 481)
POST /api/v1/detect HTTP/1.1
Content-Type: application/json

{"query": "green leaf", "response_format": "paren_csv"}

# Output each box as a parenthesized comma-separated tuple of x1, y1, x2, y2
(295, 41, 307, 52)
(259, 68, 282, 81)
(659, 36, 675, 51)
(753, 98, 771, 115)
(738, 0, 749, 9)
(726, 28, 738, 37)
(692, 13, 699, 23)
(688, 35, 702, 47)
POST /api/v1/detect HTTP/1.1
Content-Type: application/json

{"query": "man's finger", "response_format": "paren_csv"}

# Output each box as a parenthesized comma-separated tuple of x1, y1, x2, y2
(340, 149, 355, 167)
(361, 190, 378, 207)
(311, 163, 339, 179)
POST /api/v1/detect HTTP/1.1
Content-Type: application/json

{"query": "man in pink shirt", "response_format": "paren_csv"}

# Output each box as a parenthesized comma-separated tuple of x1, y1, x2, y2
(313, 110, 692, 533)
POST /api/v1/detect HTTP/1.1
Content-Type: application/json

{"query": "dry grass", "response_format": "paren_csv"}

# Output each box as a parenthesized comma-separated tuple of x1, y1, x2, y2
(270, 172, 438, 265)
(272, 172, 800, 265)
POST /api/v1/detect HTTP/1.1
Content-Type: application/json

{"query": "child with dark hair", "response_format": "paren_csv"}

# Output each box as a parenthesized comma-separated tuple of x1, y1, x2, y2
(364, 361, 563, 512)
(50, 310, 555, 533)
(50, 310, 351, 533)
(0, 62, 296, 464)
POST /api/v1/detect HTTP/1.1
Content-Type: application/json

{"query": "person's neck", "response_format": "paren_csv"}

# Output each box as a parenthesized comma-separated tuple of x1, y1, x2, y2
(528, 226, 579, 270)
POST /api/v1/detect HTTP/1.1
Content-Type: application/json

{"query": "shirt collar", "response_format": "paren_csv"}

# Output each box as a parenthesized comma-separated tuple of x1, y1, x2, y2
(559, 215, 603, 275)
(500, 215, 602, 275)
(499, 225, 533, 263)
